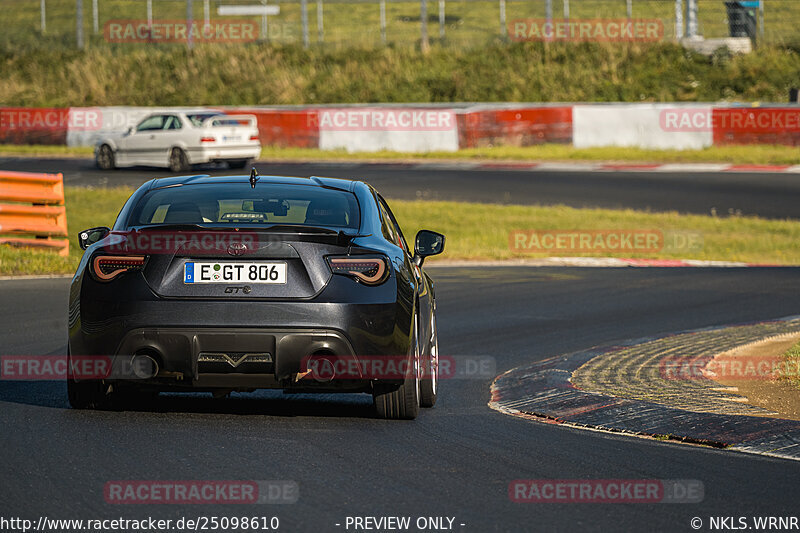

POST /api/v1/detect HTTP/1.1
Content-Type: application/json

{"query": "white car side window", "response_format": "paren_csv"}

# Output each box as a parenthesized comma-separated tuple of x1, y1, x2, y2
(164, 115, 182, 130)
(136, 115, 165, 132)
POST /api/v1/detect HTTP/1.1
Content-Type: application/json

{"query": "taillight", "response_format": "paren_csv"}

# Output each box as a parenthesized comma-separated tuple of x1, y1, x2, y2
(91, 255, 147, 282)
(327, 256, 389, 285)
(250, 135, 259, 141)
(200, 137, 216, 143)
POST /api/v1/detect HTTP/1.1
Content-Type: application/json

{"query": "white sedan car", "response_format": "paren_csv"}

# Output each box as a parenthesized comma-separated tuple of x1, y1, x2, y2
(95, 111, 261, 172)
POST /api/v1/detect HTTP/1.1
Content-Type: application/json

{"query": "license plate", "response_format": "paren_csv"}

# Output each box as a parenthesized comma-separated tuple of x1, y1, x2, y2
(223, 135, 241, 142)
(184, 262, 286, 284)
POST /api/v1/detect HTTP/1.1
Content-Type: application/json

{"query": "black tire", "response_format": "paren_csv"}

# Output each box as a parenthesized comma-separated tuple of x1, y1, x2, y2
(419, 308, 438, 408)
(95, 144, 116, 170)
(168, 147, 190, 172)
(228, 158, 252, 169)
(373, 315, 420, 420)
(67, 378, 112, 409)
(66, 349, 113, 409)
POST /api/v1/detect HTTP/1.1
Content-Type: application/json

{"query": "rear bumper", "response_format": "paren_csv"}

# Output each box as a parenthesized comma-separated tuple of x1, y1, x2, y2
(69, 295, 411, 391)
(113, 326, 368, 391)
(188, 144, 261, 164)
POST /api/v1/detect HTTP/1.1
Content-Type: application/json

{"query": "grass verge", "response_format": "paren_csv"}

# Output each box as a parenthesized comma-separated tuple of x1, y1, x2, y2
(2, 143, 800, 166)
(259, 144, 800, 166)
(784, 341, 800, 390)
(1, 186, 799, 276)
(2, 42, 800, 106)
(0, 144, 94, 157)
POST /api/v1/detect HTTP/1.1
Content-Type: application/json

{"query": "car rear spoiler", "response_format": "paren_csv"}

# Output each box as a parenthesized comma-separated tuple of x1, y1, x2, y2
(202, 114, 258, 129)
(127, 224, 370, 246)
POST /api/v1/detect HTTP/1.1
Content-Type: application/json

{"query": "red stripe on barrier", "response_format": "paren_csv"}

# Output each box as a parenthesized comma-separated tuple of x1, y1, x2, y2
(712, 108, 800, 146)
(0, 107, 69, 145)
(236, 109, 319, 148)
(459, 107, 573, 149)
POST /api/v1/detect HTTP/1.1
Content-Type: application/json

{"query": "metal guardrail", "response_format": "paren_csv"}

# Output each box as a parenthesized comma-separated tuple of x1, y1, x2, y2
(5, 0, 794, 50)
(0, 171, 69, 256)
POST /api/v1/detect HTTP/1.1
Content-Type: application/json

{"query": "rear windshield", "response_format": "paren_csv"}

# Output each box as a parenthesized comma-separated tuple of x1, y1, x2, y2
(128, 182, 360, 230)
(185, 113, 221, 127)
(186, 113, 248, 128)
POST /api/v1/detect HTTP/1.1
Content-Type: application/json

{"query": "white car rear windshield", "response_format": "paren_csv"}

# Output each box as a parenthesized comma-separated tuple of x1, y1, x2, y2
(186, 113, 244, 127)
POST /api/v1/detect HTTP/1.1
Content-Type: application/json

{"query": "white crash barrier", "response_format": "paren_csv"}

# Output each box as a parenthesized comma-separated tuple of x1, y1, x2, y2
(317, 108, 459, 153)
(573, 104, 713, 150)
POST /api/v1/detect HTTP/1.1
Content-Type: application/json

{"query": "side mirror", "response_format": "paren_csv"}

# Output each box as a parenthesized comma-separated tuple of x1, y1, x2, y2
(78, 227, 110, 250)
(126, 126, 134, 135)
(413, 230, 445, 266)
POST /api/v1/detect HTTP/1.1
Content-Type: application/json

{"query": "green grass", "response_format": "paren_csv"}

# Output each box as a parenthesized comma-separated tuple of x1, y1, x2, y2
(259, 144, 800, 165)
(784, 341, 800, 389)
(2, 0, 799, 107)
(2, 40, 800, 106)
(3, 143, 799, 166)
(0, 145, 94, 157)
(391, 201, 800, 263)
(1, 186, 799, 275)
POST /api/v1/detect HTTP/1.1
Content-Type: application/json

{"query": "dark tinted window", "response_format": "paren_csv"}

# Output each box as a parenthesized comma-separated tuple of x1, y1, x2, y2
(378, 196, 409, 253)
(164, 115, 182, 130)
(128, 183, 360, 229)
(186, 113, 222, 127)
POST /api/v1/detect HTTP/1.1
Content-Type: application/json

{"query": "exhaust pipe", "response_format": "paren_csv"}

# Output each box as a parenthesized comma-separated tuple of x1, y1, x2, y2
(308, 354, 336, 383)
(131, 353, 159, 379)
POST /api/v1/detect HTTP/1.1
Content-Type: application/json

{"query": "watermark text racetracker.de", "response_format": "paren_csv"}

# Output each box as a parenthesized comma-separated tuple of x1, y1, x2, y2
(104, 480, 298, 505)
(0, 515, 282, 532)
(308, 108, 455, 131)
(104, 19, 258, 43)
(0, 355, 165, 381)
(509, 19, 663, 42)
(509, 229, 703, 254)
(0, 108, 101, 132)
(299, 354, 495, 381)
(660, 108, 800, 133)
(1, 355, 112, 381)
(660, 355, 800, 381)
(98, 230, 261, 256)
(509, 479, 704, 503)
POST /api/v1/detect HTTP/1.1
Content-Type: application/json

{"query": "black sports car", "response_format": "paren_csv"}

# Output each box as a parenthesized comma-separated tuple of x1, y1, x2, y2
(67, 171, 444, 419)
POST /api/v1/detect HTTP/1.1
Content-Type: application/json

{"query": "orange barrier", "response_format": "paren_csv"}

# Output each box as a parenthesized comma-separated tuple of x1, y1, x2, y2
(0, 171, 68, 256)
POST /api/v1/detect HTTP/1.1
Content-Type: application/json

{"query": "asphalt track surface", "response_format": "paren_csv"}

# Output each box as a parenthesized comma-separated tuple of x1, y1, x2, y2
(1, 158, 799, 531)
(1, 156, 799, 219)
(1, 268, 800, 531)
